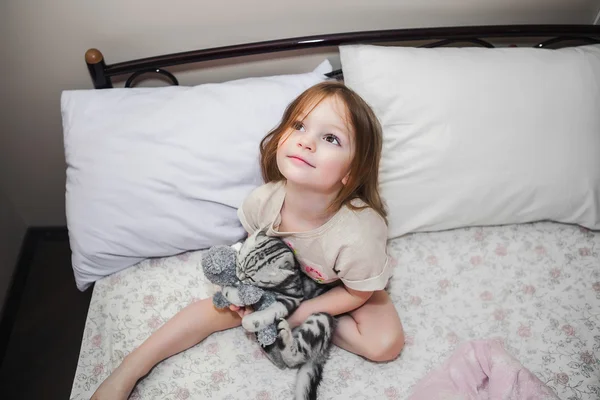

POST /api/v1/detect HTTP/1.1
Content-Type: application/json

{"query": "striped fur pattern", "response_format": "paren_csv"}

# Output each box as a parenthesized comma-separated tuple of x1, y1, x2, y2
(238, 230, 329, 334)
(266, 313, 337, 400)
(237, 230, 335, 399)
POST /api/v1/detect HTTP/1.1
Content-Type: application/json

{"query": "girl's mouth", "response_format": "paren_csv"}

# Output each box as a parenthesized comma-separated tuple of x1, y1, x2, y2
(288, 155, 315, 168)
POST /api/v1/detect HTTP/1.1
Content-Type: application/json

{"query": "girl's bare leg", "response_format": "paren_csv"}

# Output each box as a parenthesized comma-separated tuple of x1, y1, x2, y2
(91, 297, 241, 400)
(332, 290, 405, 362)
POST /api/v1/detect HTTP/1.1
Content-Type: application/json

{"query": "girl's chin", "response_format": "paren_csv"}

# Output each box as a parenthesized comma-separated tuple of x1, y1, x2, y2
(281, 172, 318, 188)
(278, 164, 341, 192)
(282, 176, 341, 194)
(281, 174, 313, 187)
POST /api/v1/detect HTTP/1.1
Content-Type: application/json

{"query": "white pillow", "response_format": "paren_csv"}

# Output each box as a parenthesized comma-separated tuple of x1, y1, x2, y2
(61, 61, 332, 291)
(339, 44, 600, 238)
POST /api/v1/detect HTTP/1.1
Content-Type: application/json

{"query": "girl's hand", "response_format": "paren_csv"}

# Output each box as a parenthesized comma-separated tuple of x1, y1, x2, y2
(229, 305, 254, 318)
(286, 312, 302, 330)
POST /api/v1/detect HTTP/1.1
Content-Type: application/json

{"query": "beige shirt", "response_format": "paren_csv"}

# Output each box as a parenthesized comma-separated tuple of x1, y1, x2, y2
(237, 181, 392, 291)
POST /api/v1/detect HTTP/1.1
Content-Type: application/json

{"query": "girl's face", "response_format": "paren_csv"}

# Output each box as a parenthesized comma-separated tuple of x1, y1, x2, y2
(276, 95, 355, 194)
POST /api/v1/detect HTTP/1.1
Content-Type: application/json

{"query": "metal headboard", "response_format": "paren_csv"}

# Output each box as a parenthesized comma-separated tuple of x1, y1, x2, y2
(85, 24, 600, 89)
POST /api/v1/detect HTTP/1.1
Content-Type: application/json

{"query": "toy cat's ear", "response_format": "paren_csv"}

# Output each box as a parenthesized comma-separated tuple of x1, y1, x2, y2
(230, 241, 243, 252)
(238, 284, 264, 304)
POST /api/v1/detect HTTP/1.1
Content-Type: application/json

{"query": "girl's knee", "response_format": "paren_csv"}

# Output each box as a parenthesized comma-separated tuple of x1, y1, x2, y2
(364, 329, 405, 362)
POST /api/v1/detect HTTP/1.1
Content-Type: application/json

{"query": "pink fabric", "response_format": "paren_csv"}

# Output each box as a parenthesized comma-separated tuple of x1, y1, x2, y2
(409, 339, 559, 400)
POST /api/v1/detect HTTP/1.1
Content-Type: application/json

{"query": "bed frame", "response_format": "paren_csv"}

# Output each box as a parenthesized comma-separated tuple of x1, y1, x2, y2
(85, 24, 600, 89)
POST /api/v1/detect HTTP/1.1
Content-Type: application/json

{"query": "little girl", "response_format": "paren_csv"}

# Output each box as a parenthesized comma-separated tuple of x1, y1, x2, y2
(92, 81, 405, 399)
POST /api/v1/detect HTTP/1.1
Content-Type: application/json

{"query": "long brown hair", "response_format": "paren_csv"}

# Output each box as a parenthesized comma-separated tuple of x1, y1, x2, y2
(260, 81, 387, 223)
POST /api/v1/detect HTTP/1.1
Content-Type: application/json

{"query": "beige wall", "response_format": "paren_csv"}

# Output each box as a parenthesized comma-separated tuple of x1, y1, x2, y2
(0, 189, 27, 314)
(1, 0, 599, 226)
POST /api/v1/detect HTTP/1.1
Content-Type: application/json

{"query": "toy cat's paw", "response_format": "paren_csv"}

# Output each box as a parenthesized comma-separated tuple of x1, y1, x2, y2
(242, 307, 280, 332)
(277, 318, 292, 345)
(242, 313, 263, 332)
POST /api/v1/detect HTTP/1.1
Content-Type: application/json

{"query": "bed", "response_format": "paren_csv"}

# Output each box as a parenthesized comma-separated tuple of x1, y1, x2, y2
(62, 25, 600, 399)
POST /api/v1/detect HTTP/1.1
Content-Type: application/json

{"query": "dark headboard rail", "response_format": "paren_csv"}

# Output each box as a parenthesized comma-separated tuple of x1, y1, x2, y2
(85, 24, 600, 89)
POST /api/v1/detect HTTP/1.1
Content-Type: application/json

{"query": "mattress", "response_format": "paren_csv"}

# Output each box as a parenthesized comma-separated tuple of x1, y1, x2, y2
(70, 221, 600, 399)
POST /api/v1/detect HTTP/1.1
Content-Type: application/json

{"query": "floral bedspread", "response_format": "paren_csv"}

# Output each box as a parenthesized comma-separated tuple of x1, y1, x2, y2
(70, 222, 600, 399)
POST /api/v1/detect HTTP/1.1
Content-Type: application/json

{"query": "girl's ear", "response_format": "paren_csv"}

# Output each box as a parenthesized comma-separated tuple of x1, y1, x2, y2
(342, 172, 350, 186)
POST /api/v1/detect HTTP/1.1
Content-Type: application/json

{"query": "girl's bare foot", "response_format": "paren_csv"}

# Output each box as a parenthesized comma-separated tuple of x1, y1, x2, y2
(90, 356, 144, 400)
(90, 298, 241, 399)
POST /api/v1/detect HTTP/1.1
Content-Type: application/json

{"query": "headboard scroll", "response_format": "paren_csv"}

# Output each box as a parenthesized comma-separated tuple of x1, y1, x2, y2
(85, 25, 600, 89)
(124, 69, 179, 88)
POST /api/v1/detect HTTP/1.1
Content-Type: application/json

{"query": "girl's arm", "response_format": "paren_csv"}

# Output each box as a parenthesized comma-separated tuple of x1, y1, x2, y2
(287, 285, 373, 328)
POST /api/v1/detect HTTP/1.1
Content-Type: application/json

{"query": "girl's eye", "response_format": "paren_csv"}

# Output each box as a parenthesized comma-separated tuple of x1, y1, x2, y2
(324, 134, 341, 146)
(292, 121, 305, 131)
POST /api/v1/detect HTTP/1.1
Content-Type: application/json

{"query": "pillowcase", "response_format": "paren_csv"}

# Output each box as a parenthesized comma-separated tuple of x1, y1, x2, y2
(339, 44, 600, 238)
(61, 60, 332, 291)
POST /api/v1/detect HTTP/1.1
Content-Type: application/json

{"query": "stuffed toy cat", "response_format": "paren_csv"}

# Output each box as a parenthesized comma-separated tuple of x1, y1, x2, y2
(201, 230, 303, 346)
(201, 229, 336, 399)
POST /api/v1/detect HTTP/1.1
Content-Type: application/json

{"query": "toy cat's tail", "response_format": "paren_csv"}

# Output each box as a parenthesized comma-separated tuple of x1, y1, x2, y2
(295, 356, 327, 400)
(292, 313, 336, 400)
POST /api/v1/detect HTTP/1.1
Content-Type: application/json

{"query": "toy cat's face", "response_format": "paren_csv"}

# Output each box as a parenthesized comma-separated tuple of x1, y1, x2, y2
(236, 230, 298, 288)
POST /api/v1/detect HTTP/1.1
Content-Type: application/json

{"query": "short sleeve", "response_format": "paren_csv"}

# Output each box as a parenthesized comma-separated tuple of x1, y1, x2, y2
(334, 209, 392, 291)
(237, 186, 262, 235)
(237, 181, 284, 235)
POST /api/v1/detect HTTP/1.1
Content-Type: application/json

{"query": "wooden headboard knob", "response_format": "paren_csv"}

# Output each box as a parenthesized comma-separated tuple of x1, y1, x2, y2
(85, 49, 104, 65)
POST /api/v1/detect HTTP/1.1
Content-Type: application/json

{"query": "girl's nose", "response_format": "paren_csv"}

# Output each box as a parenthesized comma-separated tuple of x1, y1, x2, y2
(297, 136, 315, 151)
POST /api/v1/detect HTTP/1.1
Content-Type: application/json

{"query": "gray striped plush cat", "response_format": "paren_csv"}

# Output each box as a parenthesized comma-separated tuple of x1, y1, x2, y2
(240, 230, 336, 400)
(204, 229, 336, 400)
(264, 313, 337, 400)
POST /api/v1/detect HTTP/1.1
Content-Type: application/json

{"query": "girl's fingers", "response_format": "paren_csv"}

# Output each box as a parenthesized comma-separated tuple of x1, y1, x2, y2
(229, 305, 254, 318)
(229, 305, 246, 318)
